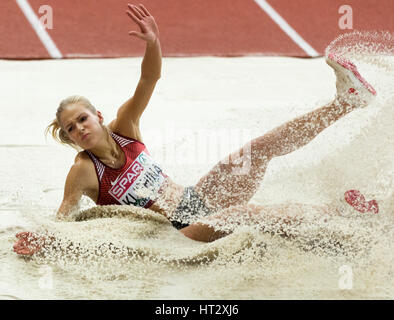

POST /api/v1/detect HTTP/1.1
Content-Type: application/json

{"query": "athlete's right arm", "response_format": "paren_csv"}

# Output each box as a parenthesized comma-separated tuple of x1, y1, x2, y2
(56, 157, 89, 219)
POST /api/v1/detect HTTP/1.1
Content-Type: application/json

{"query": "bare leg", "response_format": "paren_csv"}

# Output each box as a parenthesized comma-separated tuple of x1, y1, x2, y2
(194, 99, 356, 212)
(180, 203, 337, 242)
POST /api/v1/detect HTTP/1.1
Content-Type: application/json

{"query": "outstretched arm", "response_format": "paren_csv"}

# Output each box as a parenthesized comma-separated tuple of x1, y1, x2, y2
(112, 4, 162, 138)
(128, 4, 162, 80)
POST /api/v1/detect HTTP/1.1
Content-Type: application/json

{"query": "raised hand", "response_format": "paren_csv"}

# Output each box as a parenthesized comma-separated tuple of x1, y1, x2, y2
(13, 231, 46, 256)
(126, 4, 159, 44)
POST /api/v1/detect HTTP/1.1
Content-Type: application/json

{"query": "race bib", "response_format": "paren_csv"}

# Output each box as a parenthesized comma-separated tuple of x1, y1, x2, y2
(108, 151, 166, 207)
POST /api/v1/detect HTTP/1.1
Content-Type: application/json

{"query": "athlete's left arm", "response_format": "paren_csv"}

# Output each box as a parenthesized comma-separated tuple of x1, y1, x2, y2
(114, 4, 162, 132)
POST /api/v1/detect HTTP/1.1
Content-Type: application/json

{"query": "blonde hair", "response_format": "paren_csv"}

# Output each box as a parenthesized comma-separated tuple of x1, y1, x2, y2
(45, 95, 111, 151)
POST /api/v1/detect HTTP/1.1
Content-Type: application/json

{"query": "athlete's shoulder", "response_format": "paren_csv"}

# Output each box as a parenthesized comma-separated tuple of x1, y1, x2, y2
(108, 119, 143, 143)
(74, 151, 91, 165)
(63, 152, 98, 203)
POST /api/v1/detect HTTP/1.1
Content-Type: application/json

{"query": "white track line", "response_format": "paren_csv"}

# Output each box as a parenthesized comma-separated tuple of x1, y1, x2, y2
(254, 0, 319, 57)
(15, 0, 62, 58)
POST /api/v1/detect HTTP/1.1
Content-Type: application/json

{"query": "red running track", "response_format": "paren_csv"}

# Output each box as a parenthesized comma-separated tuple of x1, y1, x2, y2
(1, 0, 393, 59)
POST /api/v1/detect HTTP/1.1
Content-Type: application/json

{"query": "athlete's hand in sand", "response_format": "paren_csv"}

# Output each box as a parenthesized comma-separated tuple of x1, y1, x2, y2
(126, 4, 159, 44)
(13, 231, 46, 256)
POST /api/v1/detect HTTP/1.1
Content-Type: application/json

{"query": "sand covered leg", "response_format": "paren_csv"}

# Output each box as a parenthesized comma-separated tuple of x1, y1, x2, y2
(180, 203, 337, 242)
(195, 57, 377, 213)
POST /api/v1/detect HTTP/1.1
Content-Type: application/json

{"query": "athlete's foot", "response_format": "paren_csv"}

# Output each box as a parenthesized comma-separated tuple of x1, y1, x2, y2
(326, 52, 377, 108)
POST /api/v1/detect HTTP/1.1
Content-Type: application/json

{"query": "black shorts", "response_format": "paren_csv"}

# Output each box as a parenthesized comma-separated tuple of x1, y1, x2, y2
(170, 186, 213, 230)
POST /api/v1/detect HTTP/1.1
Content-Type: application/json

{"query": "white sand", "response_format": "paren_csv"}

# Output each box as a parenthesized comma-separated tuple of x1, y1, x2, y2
(0, 54, 393, 299)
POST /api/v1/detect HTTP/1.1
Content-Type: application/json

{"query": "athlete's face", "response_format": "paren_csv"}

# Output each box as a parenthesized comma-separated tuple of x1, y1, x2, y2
(60, 103, 104, 149)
